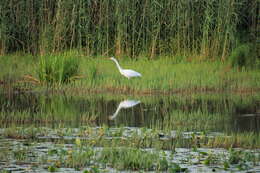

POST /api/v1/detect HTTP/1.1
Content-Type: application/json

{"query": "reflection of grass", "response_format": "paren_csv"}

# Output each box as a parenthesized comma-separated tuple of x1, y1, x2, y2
(0, 93, 259, 159)
(0, 92, 259, 134)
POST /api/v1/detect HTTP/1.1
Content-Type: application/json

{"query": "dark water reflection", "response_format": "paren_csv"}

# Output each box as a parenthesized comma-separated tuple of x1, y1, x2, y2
(0, 91, 259, 133)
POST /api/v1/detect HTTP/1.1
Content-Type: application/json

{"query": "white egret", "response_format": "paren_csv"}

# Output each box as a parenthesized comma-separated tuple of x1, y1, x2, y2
(110, 57, 142, 79)
(109, 100, 141, 120)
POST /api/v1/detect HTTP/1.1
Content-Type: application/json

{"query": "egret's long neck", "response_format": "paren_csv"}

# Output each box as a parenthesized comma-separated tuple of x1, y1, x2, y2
(112, 59, 123, 72)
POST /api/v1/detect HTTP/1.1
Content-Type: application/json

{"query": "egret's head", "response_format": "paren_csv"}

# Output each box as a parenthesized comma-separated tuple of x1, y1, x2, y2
(110, 57, 115, 61)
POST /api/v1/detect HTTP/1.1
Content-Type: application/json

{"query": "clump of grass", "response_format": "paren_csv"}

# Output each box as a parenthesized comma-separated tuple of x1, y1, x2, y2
(0, 127, 48, 139)
(13, 147, 28, 161)
(206, 132, 260, 149)
(38, 54, 79, 85)
(99, 147, 166, 171)
(47, 165, 59, 172)
(229, 44, 256, 69)
(64, 147, 95, 170)
(225, 148, 259, 171)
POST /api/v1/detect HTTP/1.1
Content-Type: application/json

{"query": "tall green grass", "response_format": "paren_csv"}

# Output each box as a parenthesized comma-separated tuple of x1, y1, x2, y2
(0, 54, 259, 91)
(38, 53, 79, 85)
(78, 57, 260, 92)
(0, 0, 258, 60)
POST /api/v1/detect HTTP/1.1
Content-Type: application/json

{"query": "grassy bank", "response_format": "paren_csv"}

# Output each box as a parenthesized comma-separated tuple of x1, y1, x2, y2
(0, 53, 260, 94)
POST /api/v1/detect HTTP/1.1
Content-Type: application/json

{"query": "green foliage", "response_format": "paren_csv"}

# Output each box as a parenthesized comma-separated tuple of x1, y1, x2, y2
(65, 148, 95, 170)
(229, 44, 256, 69)
(169, 163, 188, 173)
(38, 54, 79, 85)
(99, 147, 160, 171)
(203, 152, 217, 165)
(13, 147, 28, 161)
(47, 165, 58, 172)
(1, 54, 260, 92)
(0, 0, 258, 59)
(226, 148, 257, 171)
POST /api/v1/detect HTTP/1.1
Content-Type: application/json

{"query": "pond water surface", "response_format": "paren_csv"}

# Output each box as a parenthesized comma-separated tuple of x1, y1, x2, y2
(0, 91, 259, 172)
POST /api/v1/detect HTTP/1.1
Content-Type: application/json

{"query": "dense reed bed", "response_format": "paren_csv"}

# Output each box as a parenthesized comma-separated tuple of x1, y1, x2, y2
(0, 0, 258, 60)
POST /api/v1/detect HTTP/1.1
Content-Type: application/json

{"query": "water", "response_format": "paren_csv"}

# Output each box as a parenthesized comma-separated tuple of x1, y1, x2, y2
(0, 90, 259, 172)
(0, 91, 259, 132)
(0, 135, 259, 172)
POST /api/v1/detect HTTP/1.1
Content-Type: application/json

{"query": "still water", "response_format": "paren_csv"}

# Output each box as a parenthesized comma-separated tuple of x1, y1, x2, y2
(0, 90, 259, 133)
(0, 90, 260, 172)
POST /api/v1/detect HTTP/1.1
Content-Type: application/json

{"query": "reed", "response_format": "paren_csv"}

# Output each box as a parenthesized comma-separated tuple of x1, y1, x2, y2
(0, 0, 258, 60)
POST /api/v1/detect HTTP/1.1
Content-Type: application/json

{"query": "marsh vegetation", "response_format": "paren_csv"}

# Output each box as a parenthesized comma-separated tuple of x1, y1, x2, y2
(0, 0, 259, 172)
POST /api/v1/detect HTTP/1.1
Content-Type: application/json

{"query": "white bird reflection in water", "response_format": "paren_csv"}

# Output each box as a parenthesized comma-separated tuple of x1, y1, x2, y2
(109, 100, 141, 120)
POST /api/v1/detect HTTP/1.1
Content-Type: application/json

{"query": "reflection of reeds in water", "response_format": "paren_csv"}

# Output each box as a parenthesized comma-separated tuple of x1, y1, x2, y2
(0, 92, 259, 134)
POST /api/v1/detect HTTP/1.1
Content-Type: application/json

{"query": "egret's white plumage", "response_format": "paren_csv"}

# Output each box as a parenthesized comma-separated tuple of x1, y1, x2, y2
(110, 57, 142, 79)
(109, 100, 141, 120)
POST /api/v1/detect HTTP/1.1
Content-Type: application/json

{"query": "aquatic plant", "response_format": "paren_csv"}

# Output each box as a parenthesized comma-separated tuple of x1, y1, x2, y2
(64, 147, 95, 170)
(99, 147, 163, 171)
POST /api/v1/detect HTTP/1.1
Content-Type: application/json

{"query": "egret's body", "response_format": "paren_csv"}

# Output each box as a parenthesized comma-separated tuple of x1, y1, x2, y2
(109, 100, 141, 120)
(110, 57, 142, 79)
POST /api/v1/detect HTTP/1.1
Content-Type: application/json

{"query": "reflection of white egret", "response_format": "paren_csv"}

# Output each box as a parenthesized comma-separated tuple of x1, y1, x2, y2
(110, 57, 142, 79)
(109, 100, 141, 120)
